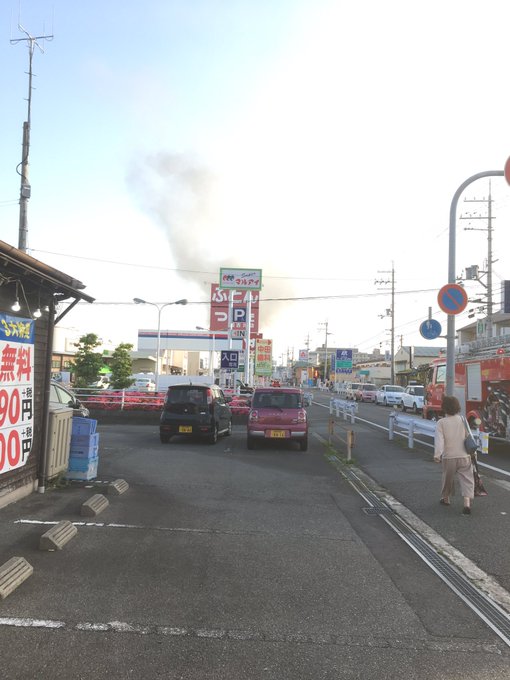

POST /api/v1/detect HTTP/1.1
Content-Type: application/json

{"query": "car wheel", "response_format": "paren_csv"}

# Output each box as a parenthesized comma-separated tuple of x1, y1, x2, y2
(412, 403, 419, 414)
(299, 437, 308, 452)
(224, 419, 232, 437)
(247, 436, 255, 450)
(208, 424, 219, 445)
(402, 404, 406, 412)
(160, 433, 171, 444)
(383, 398, 387, 406)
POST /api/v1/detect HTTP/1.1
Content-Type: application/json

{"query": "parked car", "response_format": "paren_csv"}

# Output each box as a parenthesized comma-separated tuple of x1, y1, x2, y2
(400, 384, 425, 413)
(50, 380, 90, 417)
(247, 387, 308, 451)
(159, 383, 232, 444)
(128, 376, 156, 392)
(356, 383, 377, 403)
(346, 382, 362, 400)
(375, 384, 405, 406)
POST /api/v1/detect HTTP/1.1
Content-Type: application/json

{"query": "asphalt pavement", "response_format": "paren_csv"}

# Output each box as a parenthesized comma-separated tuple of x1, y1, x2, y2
(0, 396, 509, 679)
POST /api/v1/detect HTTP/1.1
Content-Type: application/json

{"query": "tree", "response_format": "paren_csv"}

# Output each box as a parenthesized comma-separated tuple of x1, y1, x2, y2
(109, 343, 134, 389)
(72, 333, 104, 387)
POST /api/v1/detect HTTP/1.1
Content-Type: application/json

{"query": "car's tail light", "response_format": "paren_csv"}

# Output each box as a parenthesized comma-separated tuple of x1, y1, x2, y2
(249, 409, 259, 422)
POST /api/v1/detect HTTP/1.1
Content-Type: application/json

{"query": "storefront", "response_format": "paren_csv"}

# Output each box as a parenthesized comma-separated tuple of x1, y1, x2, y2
(0, 240, 94, 507)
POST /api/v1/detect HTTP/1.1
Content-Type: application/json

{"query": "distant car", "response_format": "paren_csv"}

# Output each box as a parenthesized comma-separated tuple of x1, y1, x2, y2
(247, 387, 308, 451)
(50, 380, 90, 417)
(270, 379, 281, 387)
(356, 383, 377, 403)
(346, 383, 362, 400)
(400, 385, 425, 413)
(128, 377, 156, 392)
(375, 384, 405, 406)
(159, 383, 232, 444)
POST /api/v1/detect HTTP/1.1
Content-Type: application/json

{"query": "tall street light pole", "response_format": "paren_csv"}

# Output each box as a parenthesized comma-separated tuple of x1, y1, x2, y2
(133, 298, 187, 391)
(196, 326, 216, 378)
(445, 170, 503, 395)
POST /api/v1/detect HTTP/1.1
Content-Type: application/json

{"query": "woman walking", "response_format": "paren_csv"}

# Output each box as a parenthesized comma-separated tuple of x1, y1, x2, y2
(433, 395, 474, 515)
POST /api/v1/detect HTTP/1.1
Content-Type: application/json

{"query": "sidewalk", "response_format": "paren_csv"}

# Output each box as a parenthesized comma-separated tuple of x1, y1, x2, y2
(321, 410, 510, 613)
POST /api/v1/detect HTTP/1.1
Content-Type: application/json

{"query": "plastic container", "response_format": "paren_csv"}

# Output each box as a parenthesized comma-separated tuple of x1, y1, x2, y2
(71, 417, 97, 436)
(65, 459, 98, 481)
(71, 433, 100, 448)
(68, 455, 99, 472)
(69, 444, 99, 460)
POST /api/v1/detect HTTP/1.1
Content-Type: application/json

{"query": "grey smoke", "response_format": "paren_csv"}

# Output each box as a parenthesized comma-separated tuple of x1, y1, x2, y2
(127, 151, 298, 328)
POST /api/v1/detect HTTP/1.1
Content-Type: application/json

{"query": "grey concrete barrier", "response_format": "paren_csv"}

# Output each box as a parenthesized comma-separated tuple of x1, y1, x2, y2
(39, 520, 78, 551)
(108, 479, 129, 496)
(0, 556, 33, 599)
(81, 494, 109, 517)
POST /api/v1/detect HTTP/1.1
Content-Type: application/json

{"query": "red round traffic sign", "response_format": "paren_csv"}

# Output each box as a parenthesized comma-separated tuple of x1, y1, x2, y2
(437, 284, 468, 315)
(505, 157, 510, 186)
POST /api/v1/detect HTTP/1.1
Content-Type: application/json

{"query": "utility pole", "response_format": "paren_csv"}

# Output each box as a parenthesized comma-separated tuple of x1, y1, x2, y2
(460, 182, 495, 338)
(375, 263, 396, 384)
(11, 16, 53, 252)
(318, 321, 331, 384)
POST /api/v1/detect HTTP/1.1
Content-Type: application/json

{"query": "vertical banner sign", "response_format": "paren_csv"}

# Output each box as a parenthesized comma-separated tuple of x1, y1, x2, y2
(335, 349, 353, 374)
(0, 314, 34, 474)
(255, 339, 273, 376)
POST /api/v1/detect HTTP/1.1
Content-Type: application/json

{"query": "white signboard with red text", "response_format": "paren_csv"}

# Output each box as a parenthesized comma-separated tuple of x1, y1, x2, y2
(0, 314, 34, 474)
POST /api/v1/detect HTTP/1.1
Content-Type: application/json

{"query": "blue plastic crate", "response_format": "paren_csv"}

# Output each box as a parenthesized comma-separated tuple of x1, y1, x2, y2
(68, 455, 99, 472)
(72, 417, 97, 436)
(69, 444, 99, 460)
(71, 433, 100, 448)
(65, 459, 98, 481)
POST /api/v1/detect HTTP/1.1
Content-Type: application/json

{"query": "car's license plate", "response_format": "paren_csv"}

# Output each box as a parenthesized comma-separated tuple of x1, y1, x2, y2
(179, 426, 192, 433)
(269, 430, 286, 438)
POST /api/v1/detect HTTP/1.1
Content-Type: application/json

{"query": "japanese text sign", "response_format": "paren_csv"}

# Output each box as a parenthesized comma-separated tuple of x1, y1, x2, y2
(219, 268, 262, 291)
(255, 338, 272, 376)
(0, 314, 34, 475)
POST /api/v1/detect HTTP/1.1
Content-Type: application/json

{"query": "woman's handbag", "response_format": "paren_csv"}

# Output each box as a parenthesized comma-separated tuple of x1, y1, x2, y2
(461, 416, 478, 455)
(462, 416, 488, 496)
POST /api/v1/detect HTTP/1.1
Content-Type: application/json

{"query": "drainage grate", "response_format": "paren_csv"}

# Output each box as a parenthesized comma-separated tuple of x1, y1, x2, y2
(343, 466, 510, 648)
(361, 507, 395, 516)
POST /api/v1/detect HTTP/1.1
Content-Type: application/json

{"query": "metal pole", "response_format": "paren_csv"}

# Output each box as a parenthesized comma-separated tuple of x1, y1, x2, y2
(155, 306, 162, 392)
(446, 170, 504, 395)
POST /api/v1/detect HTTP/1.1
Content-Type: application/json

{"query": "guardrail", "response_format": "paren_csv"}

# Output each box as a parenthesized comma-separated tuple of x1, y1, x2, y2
(330, 398, 358, 424)
(75, 389, 165, 411)
(388, 412, 436, 448)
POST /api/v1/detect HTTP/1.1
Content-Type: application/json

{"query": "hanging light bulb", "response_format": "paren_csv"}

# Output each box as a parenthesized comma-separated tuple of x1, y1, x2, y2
(33, 308, 42, 319)
(11, 282, 21, 312)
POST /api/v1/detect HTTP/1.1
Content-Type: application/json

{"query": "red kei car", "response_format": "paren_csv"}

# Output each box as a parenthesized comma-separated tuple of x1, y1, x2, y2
(247, 387, 308, 451)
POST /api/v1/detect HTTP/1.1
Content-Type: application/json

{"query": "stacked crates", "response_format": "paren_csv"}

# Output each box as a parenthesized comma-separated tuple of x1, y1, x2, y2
(65, 417, 99, 480)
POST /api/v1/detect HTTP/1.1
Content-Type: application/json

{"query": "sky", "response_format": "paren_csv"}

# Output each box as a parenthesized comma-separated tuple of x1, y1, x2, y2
(2, 0, 510, 365)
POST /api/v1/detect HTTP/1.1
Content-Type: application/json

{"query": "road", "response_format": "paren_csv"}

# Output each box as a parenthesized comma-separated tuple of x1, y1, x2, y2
(0, 405, 509, 679)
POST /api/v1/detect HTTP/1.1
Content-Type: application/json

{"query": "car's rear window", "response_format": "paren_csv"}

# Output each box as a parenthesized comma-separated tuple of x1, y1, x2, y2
(166, 388, 207, 405)
(362, 384, 376, 391)
(252, 392, 301, 409)
(413, 386, 424, 395)
(386, 385, 404, 392)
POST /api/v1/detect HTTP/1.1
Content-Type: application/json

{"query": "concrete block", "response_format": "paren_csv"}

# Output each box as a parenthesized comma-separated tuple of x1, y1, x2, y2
(39, 520, 78, 551)
(81, 493, 109, 517)
(0, 556, 33, 599)
(108, 479, 129, 496)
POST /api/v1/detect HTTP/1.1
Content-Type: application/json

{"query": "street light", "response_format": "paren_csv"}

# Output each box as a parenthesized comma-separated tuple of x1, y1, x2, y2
(196, 326, 216, 377)
(133, 297, 187, 391)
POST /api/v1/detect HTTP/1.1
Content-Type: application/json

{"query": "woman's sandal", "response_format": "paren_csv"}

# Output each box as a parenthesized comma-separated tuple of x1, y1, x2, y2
(440, 498, 450, 506)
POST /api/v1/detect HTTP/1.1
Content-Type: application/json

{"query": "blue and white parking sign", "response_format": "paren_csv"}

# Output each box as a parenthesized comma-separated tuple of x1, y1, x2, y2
(221, 350, 239, 369)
